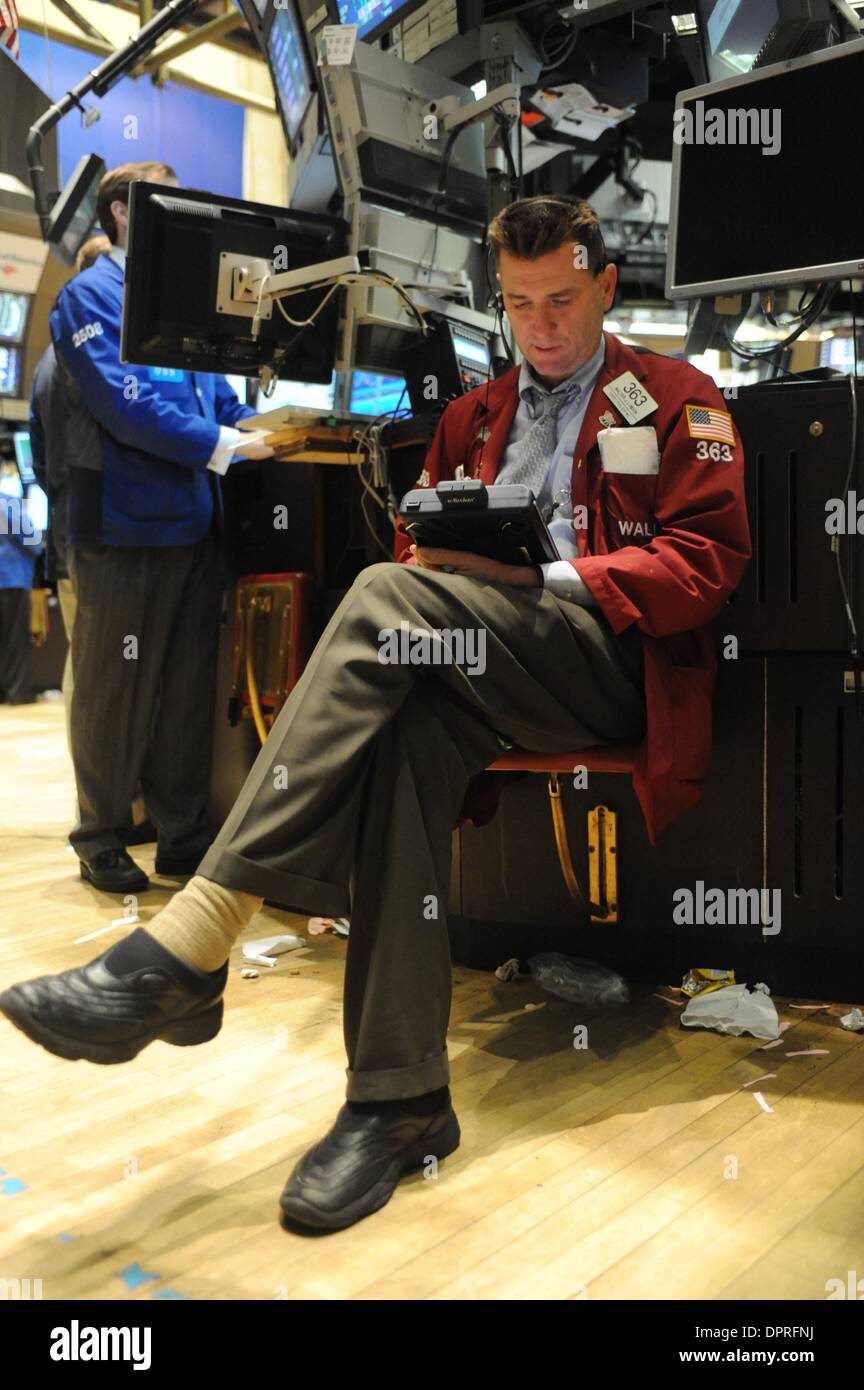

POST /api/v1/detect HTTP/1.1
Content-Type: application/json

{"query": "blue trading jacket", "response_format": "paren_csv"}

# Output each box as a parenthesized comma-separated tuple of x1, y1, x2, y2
(49, 252, 254, 547)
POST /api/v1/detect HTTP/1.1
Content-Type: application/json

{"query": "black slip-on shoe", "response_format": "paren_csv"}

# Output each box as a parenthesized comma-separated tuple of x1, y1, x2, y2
(279, 1101, 460, 1233)
(0, 929, 228, 1065)
(79, 848, 150, 894)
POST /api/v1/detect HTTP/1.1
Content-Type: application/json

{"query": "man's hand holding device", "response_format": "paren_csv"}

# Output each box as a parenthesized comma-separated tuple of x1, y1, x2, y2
(400, 478, 555, 588)
(410, 544, 541, 587)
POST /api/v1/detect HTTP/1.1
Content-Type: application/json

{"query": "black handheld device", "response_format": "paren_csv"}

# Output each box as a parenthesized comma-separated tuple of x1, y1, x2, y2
(399, 479, 561, 567)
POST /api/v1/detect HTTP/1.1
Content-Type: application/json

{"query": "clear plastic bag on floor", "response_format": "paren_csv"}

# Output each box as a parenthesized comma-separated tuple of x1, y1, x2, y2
(680, 981, 779, 1040)
(527, 952, 629, 1007)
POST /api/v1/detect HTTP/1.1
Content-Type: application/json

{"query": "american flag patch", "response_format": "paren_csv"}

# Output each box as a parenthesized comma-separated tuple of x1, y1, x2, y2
(685, 403, 735, 445)
(0, 0, 19, 60)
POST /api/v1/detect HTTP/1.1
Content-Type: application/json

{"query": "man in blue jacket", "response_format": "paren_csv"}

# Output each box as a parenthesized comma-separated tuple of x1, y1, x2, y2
(49, 160, 273, 893)
(31, 233, 155, 843)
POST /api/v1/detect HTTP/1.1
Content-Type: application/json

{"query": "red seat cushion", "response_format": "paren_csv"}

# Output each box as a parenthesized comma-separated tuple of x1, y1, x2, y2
(489, 741, 640, 774)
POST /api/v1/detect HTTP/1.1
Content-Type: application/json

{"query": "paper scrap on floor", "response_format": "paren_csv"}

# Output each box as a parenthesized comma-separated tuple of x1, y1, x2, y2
(680, 981, 780, 1040)
(242, 934, 305, 967)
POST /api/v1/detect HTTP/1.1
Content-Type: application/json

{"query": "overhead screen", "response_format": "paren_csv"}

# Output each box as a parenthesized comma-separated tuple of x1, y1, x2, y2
(696, 0, 779, 81)
(0, 292, 30, 344)
(235, 0, 314, 154)
(45, 154, 105, 267)
(667, 39, 864, 299)
(336, 0, 427, 43)
(0, 345, 22, 397)
(267, 2, 314, 149)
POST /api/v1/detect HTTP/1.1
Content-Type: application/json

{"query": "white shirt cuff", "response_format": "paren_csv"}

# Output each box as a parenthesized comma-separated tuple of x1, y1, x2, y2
(540, 559, 598, 606)
(207, 426, 243, 476)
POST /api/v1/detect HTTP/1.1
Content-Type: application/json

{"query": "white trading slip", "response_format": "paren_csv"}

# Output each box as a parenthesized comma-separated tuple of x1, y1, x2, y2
(597, 425, 660, 475)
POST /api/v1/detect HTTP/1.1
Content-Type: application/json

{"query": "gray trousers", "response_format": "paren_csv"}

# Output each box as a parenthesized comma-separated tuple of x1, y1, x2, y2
(199, 562, 646, 1102)
(67, 531, 222, 860)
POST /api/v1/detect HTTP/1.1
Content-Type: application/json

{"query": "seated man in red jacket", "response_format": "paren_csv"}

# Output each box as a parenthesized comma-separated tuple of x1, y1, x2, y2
(0, 195, 751, 1233)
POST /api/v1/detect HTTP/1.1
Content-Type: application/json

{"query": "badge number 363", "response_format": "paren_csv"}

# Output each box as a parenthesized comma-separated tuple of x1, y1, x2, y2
(622, 382, 648, 409)
(696, 440, 733, 461)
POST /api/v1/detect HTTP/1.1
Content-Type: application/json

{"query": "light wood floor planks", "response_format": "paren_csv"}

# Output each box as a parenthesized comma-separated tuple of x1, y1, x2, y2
(1, 699, 863, 1301)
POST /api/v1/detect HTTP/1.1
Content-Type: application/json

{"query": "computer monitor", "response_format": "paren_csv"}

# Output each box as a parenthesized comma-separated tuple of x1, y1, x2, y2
(44, 153, 106, 268)
(0, 345, 22, 397)
(666, 38, 864, 299)
(317, 40, 486, 231)
(348, 370, 408, 417)
(336, 0, 427, 44)
(696, 0, 780, 82)
(0, 292, 30, 344)
(13, 431, 35, 486)
(820, 337, 857, 372)
(266, 0, 314, 154)
(256, 372, 336, 414)
(122, 181, 348, 380)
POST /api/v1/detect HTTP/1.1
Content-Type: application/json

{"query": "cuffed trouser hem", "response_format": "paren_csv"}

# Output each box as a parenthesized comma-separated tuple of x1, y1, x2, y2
(196, 847, 350, 919)
(345, 1048, 451, 1102)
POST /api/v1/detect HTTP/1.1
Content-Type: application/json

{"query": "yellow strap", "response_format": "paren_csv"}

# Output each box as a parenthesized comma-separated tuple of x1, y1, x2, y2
(244, 603, 271, 746)
(547, 772, 588, 908)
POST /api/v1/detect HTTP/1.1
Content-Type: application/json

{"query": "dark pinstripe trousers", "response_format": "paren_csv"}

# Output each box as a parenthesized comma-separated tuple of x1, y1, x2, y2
(0, 589, 33, 702)
(199, 561, 647, 1103)
(67, 529, 222, 861)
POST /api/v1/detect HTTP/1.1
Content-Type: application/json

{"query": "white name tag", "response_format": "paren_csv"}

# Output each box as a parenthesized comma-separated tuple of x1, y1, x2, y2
(598, 426, 660, 475)
(603, 371, 658, 425)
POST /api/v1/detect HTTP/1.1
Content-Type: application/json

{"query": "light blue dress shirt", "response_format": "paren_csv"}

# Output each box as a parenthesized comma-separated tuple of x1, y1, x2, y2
(498, 337, 606, 605)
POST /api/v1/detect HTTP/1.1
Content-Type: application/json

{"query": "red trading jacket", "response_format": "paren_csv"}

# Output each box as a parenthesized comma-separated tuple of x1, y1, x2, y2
(393, 329, 752, 844)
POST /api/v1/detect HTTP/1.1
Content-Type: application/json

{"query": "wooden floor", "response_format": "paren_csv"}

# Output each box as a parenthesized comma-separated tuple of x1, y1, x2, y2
(1, 700, 863, 1302)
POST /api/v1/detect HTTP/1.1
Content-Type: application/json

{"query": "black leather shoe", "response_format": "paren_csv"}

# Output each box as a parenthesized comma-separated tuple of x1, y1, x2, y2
(79, 848, 150, 893)
(279, 1100, 460, 1232)
(0, 930, 228, 1064)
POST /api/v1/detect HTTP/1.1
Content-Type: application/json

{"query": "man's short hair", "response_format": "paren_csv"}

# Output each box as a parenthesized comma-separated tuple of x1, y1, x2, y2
(97, 162, 177, 242)
(486, 195, 607, 275)
(74, 234, 112, 275)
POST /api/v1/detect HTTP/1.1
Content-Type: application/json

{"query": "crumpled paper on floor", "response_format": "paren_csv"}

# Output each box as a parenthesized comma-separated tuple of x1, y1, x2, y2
(680, 981, 780, 1040)
(242, 934, 305, 967)
(495, 957, 523, 983)
(840, 1006, 864, 1031)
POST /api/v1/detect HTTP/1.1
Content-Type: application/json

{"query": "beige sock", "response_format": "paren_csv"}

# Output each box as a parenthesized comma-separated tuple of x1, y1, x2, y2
(143, 874, 263, 972)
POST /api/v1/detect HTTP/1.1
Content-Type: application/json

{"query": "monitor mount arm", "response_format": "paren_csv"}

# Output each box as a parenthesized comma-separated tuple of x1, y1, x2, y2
(26, 0, 200, 235)
(429, 83, 520, 136)
(224, 253, 430, 344)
